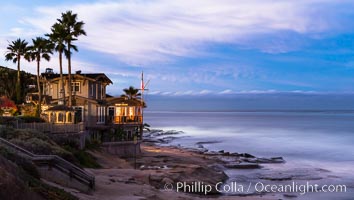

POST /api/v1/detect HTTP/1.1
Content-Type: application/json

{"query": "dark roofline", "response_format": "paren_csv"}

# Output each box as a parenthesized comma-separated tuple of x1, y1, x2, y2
(46, 105, 74, 111)
(42, 72, 113, 84)
(107, 97, 146, 107)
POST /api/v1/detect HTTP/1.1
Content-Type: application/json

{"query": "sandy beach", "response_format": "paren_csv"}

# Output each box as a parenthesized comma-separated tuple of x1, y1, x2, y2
(59, 143, 281, 200)
(43, 127, 352, 200)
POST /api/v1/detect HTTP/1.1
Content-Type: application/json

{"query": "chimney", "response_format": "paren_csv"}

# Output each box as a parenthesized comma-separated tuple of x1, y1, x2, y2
(45, 68, 53, 74)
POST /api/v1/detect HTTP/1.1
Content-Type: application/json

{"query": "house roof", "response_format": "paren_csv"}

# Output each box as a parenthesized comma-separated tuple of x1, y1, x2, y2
(106, 94, 114, 98)
(45, 105, 74, 111)
(27, 94, 52, 105)
(107, 97, 145, 107)
(42, 72, 113, 84)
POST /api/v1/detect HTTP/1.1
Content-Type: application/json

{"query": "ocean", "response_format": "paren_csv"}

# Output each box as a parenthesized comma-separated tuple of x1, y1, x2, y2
(144, 94, 354, 199)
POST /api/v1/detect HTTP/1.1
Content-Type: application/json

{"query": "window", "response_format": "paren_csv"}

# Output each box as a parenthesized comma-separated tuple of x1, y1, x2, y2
(71, 82, 80, 92)
(50, 84, 53, 95)
(73, 106, 83, 123)
(97, 106, 106, 124)
(90, 83, 94, 96)
(50, 112, 55, 123)
(102, 86, 105, 99)
(108, 107, 115, 123)
(129, 107, 135, 117)
(67, 113, 72, 123)
(97, 83, 102, 99)
(58, 113, 64, 123)
(25, 95, 31, 103)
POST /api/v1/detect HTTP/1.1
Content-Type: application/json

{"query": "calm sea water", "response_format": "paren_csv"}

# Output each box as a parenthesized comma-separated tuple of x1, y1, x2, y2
(145, 111, 354, 171)
(144, 94, 354, 198)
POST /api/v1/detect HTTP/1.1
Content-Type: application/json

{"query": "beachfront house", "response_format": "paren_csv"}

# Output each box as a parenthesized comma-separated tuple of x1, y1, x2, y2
(25, 68, 145, 143)
(40, 68, 113, 125)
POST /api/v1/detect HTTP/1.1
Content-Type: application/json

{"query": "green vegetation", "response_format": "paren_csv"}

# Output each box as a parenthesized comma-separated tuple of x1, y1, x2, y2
(0, 96, 18, 116)
(0, 117, 16, 127)
(2, 10, 86, 110)
(60, 139, 101, 169)
(0, 128, 75, 162)
(0, 116, 44, 128)
(0, 66, 36, 104)
(5, 39, 30, 104)
(16, 116, 46, 123)
(0, 127, 101, 168)
(121, 86, 141, 100)
(0, 147, 78, 200)
(46, 22, 68, 105)
(85, 138, 101, 150)
(57, 11, 87, 106)
(0, 11, 90, 199)
(105, 127, 125, 142)
(0, 146, 40, 179)
(64, 146, 101, 168)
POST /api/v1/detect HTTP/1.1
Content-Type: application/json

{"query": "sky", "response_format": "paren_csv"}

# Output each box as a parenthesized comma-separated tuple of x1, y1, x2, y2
(1, 0, 354, 96)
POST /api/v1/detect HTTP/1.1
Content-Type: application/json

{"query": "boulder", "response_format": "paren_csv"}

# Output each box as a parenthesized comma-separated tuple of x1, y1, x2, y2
(224, 163, 262, 169)
(240, 153, 255, 158)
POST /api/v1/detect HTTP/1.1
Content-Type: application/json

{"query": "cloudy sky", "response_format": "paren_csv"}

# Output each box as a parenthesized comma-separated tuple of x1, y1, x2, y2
(1, 0, 354, 96)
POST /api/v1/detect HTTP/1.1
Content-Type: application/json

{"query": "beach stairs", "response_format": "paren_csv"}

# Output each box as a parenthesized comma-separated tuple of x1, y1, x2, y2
(0, 137, 95, 193)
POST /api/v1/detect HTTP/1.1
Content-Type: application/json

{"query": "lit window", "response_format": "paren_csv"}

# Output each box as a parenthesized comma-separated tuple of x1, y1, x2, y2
(68, 113, 72, 123)
(115, 108, 121, 116)
(71, 82, 80, 92)
(129, 107, 134, 116)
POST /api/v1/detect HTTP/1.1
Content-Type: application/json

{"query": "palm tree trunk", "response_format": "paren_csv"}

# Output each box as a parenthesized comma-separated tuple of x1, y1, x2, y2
(16, 54, 21, 103)
(68, 42, 72, 107)
(36, 56, 41, 117)
(59, 51, 65, 105)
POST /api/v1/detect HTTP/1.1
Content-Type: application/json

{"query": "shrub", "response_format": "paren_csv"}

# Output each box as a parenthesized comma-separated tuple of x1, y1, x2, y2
(27, 176, 79, 200)
(85, 138, 101, 150)
(63, 145, 101, 169)
(0, 116, 17, 127)
(1, 128, 100, 169)
(1, 128, 79, 165)
(0, 146, 40, 179)
(53, 137, 80, 149)
(16, 116, 45, 123)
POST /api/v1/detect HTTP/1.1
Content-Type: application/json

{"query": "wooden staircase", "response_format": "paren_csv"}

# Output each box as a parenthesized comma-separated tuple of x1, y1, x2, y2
(0, 137, 95, 190)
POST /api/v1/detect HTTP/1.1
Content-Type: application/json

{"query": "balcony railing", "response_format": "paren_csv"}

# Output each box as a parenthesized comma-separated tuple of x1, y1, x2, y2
(113, 116, 142, 124)
(85, 116, 143, 126)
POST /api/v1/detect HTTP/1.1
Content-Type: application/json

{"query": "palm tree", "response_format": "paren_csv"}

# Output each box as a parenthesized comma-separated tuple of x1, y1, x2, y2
(26, 37, 53, 117)
(57, 11, 86, 106)
(5, 38, 29, 103)
(121, 86, 141, 100)
(46, 22, 68, 105)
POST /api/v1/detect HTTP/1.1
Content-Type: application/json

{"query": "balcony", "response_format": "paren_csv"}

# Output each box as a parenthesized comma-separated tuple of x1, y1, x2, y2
(81, 116, 143, 128)
(112, 116, 142, 125)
